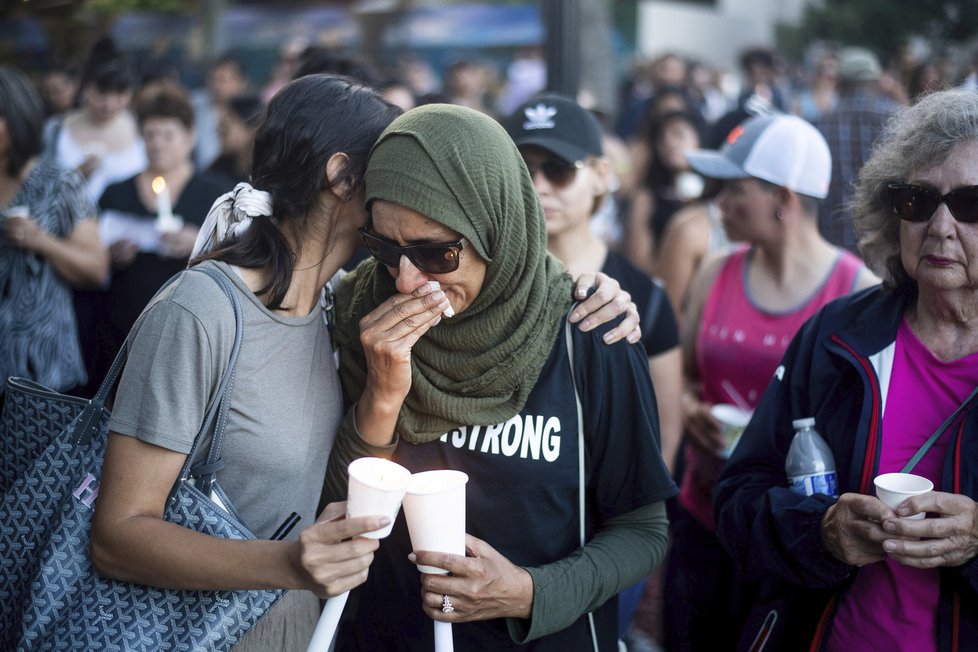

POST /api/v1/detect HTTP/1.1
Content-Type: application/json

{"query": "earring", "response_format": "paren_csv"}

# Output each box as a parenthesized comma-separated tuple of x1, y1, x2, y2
(776, 210, 784, 222)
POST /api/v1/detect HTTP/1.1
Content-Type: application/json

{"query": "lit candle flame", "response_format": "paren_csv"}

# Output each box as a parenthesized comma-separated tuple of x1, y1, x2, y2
(152, 175, 179, 232)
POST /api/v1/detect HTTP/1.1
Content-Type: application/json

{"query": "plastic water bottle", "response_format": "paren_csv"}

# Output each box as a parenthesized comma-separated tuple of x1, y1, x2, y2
(785, 417, 838, 497)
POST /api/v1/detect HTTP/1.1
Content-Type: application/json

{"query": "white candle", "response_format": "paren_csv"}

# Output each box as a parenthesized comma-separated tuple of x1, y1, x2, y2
(346, 457, 411, 539)
(152, 176, 182, 233)
(152, 176, 172, 220)
(306, 591, 349, 652)
(434, 621, 454, 652)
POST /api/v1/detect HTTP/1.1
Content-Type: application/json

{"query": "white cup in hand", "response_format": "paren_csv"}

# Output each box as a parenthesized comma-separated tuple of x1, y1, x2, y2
(874, 472, 933, 519)
(710, 404, 752, 458)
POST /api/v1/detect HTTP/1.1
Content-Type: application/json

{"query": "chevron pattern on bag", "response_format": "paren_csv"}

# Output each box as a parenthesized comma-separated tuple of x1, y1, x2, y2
(0, 404, 109, 650)
(0, 378, 87, 494)
(1, 267, 283, 651)
(0, 405, 282, 651)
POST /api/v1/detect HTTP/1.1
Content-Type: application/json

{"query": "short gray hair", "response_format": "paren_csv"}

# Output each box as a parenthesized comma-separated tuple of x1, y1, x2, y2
(852, 89, 978, 288)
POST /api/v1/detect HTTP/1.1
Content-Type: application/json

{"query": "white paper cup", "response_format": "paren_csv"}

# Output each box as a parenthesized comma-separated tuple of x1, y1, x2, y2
(402, 470, 468, 574)
(710, 404, 752, 458)
(874, 472, 933, 519)
(347, 457, 412, 539)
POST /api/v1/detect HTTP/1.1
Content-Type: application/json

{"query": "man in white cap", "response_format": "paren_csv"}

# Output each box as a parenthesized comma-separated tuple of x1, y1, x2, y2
(814, 46, 900, 252)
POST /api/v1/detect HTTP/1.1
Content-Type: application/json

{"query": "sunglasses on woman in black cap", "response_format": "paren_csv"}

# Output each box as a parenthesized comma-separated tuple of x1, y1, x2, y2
(523, 157, 586, 189)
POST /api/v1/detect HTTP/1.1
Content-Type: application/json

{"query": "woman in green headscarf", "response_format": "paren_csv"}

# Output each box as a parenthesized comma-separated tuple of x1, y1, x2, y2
(326, 104, 676, 651)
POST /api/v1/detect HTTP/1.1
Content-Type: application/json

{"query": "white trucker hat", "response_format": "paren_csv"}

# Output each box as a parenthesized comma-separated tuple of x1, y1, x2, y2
(685, 113, 831, 199)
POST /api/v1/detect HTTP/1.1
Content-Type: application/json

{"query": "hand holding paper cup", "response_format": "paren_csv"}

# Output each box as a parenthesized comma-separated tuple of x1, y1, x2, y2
(402, 470, 468, 574)
(346, 457, 412, 538)
(874, 472, 933, 519)
(710, 404, 752, 458)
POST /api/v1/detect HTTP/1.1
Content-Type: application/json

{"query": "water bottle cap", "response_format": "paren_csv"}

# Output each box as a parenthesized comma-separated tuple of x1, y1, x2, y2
(792, 417, 816, 429)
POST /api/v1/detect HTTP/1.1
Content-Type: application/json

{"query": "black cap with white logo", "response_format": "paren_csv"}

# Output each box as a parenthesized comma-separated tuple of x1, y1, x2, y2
(506, 94, 604, 164)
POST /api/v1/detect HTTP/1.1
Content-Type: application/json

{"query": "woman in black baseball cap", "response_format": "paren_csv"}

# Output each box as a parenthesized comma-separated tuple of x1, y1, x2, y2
(506, 92, 682, 481)
(507, 94, 684, 643)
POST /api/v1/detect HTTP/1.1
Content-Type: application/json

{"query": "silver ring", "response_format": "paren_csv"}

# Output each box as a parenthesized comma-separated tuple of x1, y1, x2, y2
(441, 594, 454, 614)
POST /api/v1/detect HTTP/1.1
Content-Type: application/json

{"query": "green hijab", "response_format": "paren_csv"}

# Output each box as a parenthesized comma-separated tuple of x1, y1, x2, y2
(335, 104, 574, 443)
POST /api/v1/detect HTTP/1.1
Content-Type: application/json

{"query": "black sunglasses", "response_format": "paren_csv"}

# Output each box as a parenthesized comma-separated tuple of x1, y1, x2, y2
(359, 226, 464, 274)
(886, 182, 978, 224)
(524, 158, 585, 188)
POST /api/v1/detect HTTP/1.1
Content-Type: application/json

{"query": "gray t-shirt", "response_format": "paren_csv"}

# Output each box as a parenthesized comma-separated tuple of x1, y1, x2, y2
(109, 260, 341, 541)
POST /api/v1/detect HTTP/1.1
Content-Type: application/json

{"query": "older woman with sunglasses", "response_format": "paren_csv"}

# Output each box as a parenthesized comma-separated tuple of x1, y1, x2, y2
(713, 89, 978, 651)
(325, 104, 676, 651)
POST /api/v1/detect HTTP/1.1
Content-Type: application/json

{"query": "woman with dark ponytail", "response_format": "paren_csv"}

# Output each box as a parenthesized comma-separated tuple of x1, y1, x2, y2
(91, 74, 402, 650)
(191, 74, 399, 308)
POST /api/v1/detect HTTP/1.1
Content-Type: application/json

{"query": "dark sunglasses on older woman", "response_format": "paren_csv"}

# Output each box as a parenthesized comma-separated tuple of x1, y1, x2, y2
(524, 158, 586, 188)
(359, 226, 464, 274)
(886, 182, 978, 224)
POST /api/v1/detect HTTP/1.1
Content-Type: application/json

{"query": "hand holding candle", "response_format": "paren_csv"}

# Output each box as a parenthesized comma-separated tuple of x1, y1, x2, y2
(306, 458, 410, 652)
(402, 470, 468, 652)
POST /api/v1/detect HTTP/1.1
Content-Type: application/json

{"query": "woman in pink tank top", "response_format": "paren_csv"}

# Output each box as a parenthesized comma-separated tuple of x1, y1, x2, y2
(661, 113, 878, 652)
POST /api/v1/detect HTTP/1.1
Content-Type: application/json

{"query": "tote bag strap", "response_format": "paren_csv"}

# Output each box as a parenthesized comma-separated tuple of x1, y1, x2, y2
(564, 316, 600, 652)
(70, 271, 190, 447)
(901, 383, 978, 474)
(178, 266, 244, 496)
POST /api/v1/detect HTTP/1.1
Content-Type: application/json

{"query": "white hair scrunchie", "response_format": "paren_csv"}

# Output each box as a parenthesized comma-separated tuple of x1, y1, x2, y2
(190, 182, 275, 258)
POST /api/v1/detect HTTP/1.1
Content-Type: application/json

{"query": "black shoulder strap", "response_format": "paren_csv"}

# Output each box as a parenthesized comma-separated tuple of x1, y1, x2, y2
(902, 384, 978, 473)
(563, 313, 600, 652)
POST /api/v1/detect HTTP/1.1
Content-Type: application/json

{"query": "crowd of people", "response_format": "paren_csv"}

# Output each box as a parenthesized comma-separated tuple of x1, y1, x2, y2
(3, 30, 978, 652)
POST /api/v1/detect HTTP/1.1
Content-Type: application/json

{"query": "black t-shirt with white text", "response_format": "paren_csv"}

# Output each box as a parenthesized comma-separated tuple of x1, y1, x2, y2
(339, 316, 677, 651)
